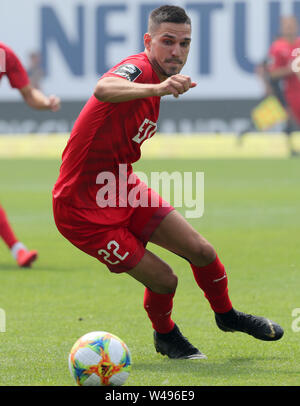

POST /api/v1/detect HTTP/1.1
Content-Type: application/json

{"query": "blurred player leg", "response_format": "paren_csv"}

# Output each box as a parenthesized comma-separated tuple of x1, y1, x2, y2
(236, 121, 256, 145)
(0, 204, 18, 248)
(284, 117, 297, 156)
(286, 106, 300, 157)
(0, 204, 38, 267)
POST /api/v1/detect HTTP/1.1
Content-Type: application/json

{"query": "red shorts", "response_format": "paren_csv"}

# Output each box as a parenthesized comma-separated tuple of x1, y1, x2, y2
(52, 187, 174, 273)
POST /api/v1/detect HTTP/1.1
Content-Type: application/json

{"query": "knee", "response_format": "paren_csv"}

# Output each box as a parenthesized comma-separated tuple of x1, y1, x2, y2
(164, 272, 178, 294)
(153, 266, 178, 294)
(187, 233, 216, 267)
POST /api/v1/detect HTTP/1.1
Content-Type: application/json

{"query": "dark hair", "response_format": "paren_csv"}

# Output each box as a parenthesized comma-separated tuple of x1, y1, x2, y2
(149, 5, 191, 30)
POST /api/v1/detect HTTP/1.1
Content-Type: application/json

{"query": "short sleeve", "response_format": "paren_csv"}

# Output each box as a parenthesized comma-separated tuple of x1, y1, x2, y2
(100, 54, 154, 84)
(107, 63, 143, 82)
(5, 45, 30, 89)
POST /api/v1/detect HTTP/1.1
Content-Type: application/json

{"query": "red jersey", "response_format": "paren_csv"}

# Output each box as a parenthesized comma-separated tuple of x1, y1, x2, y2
(0, 42, 30, 89)
(268, 37, 300, 100)
(53, 52, 161, 209)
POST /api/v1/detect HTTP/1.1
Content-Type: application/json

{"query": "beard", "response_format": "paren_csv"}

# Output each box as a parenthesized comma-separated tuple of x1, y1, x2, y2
(151, 57, 183, 78)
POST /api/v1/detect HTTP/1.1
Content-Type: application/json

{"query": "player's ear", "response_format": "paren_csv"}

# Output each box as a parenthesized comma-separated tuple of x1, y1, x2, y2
(144, 33, 152, 51)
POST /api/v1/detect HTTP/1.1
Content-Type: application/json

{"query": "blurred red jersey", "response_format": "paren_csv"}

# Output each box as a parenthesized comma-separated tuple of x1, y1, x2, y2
(53, 52, 161, 208)
(0, 42, 29, 89)
(268, 37, 300, 100)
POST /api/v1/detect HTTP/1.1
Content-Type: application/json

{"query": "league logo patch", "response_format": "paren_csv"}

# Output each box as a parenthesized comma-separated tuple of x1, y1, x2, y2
(113, 64, 142, 82)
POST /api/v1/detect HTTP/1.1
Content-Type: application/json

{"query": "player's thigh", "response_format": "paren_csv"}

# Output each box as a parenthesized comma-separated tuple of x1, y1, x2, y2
(126, 249, 178, 294)
(149, 210, 215, 266)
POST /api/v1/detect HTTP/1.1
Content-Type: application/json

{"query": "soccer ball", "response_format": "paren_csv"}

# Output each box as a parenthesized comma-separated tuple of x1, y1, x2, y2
(68, 331, 131, 386)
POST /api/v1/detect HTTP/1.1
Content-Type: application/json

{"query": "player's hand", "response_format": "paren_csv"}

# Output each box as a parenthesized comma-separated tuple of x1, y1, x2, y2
(156, 74, 197, 98)
(48, 95, 61, 112)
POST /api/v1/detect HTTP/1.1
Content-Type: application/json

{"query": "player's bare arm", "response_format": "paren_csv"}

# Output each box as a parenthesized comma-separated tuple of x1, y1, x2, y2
(19, 84, 61, 111)
(269, 64, 294, 79)
(94, 77, 158, 103)
(94, 74, 196, 103)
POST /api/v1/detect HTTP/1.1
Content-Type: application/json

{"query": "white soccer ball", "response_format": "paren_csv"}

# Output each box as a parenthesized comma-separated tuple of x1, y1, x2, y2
(68, 331, 131, 386)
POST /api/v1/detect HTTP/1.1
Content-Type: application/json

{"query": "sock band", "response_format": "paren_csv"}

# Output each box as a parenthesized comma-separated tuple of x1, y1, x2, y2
(143, 288, 175, 334)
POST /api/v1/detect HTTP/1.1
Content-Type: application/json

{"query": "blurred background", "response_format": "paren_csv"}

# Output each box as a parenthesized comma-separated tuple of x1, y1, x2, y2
(0, 0, 300, 137)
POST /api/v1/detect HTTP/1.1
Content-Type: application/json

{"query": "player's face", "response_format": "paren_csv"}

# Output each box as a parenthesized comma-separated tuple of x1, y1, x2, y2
(281, 17, 299, 38)
(145, 22, 192, 80)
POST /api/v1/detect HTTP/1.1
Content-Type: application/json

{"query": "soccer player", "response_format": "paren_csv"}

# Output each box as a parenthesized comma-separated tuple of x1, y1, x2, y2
(53, 5, 284, 359)
(267, 16, 300, 156)
(0, 41, 61, 267)
(238, 17, 300, 156)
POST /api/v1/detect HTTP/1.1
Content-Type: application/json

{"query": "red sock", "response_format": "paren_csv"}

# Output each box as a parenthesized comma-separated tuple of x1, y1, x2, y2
(0, 205, 18, 249)
(143, 288, 175, 334)
(191, 255, 232, 313)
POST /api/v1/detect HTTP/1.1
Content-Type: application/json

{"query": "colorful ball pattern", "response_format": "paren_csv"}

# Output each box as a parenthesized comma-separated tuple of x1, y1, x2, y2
(69, 331, 131, 386)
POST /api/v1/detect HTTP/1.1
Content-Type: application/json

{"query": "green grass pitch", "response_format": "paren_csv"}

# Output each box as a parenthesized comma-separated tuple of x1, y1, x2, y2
(0, 157, 299, 386)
